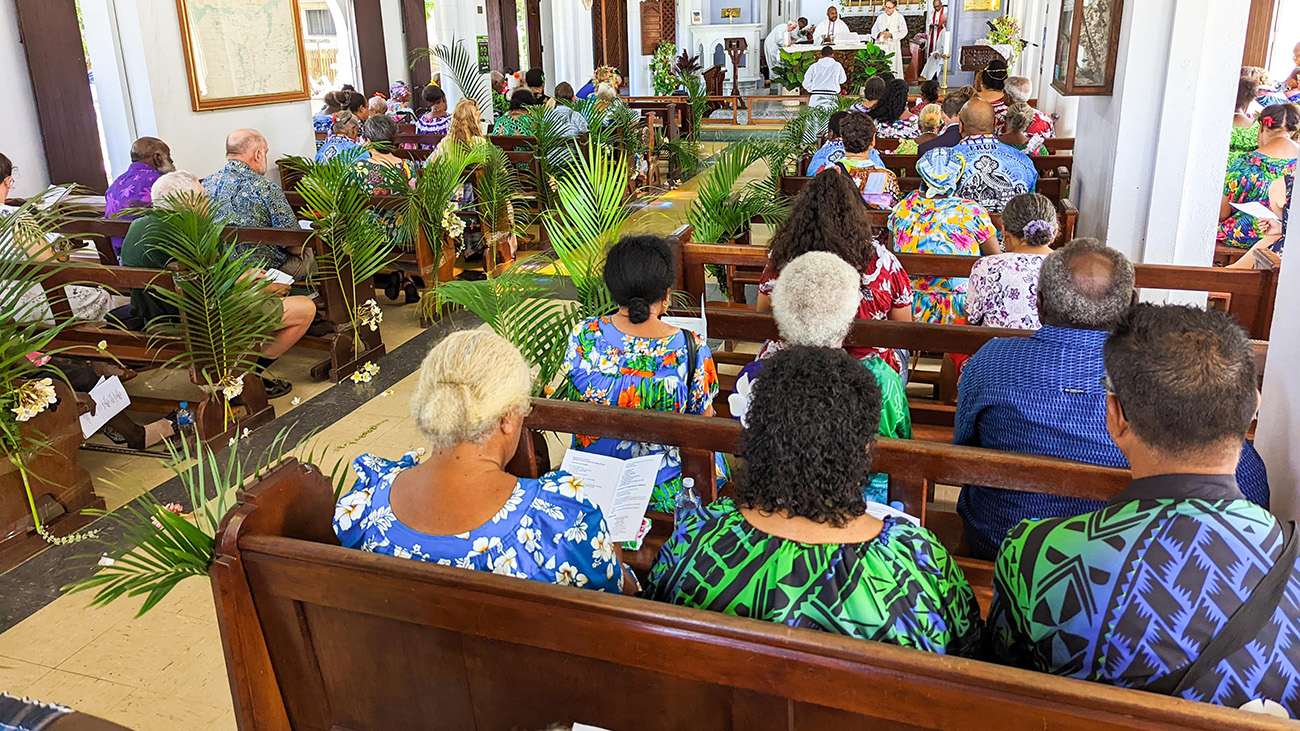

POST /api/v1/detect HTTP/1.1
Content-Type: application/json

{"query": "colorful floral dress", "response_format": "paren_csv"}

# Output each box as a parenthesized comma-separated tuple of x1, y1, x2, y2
(416, 112, 451, 136)
(836, 157, 901, 210)
(874, 117, 920, 139)
(493, 112, 536, 136)
(895, 138, 920, 155)
(334, 454, 623, 592)
(645, 498, 982, 654)
(350, 158, 417, 248)
(313, 113, 333, 133)
(888, 191, 997, 324)
(316, 134, 366, 164)
(559, 318, 729, 513)
(758, 242, 914, 372)
(493, 91, 510, 117)
(1219, 151, 1298, 248)
(964, 252, 1046, 329)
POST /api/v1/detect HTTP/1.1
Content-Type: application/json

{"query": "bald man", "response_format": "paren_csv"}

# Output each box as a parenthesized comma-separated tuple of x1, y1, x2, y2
(936, 97, 1037, 212)
(202, 129, 315, 278)
(105, 137, 175, 257)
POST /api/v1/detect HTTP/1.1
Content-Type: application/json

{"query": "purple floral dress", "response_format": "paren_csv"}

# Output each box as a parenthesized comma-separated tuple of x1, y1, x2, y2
(964, 253, 1046, 330)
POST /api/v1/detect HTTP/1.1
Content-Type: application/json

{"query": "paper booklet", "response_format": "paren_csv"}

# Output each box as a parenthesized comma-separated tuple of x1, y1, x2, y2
(661, 295, 708, 341)
(79, 376, 131, 439)
(559, 450, 664, 542)
(1230, 201, 1280, 221)
(262, 268, 295, 285)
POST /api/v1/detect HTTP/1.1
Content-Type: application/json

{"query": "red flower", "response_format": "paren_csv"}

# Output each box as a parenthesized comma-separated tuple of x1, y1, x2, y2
(1262, 116, 1275, 128)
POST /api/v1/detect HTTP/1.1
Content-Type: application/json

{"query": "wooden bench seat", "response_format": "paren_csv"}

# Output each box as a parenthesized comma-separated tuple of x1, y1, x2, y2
(874, 136, 1074, 154)
(211, 402, 1291, 730)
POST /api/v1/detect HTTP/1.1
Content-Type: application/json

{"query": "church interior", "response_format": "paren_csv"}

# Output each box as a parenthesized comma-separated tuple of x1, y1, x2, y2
(1, 0, 1300, 728)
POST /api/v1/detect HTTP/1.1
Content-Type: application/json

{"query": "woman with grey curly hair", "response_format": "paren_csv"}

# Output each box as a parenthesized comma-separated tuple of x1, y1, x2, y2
(998, 102, 1048, 155)
(965, 192, 1058, 329)
(332, 329, 631, 593)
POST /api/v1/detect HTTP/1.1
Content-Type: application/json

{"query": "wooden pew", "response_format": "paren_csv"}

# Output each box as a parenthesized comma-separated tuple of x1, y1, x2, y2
(778, 173, 1072, 211)
(863, 137, 1073, 154)
(880, 153, 1073, 186)
(211, 407, 1290, 731)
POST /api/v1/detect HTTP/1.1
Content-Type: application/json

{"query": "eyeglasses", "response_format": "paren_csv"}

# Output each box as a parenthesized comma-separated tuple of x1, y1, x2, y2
(1099, 374, 1126, 417)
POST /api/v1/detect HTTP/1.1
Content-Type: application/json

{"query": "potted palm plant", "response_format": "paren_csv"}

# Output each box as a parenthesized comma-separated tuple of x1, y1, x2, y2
(686, 140, 786, 248)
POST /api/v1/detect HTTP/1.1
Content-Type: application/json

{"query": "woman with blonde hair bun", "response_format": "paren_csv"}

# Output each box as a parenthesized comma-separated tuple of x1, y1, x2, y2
(431, 98, 485, 159)
(333, 329, 628, 593)
(895, 103, 944, 154)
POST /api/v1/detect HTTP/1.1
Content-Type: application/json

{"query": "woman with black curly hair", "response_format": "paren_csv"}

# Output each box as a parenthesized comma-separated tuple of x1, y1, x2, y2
(756, 169, 913, 373)
(868, 77, 918, 139)
(645, 346, 980, 654)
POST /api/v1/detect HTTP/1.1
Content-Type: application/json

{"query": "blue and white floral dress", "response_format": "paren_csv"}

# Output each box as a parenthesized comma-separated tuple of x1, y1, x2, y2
(333, 454, 624, 592)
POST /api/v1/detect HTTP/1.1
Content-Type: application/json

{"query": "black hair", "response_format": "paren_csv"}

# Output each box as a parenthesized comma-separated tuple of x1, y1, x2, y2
(828, 110, 849, 138)
(980, 58, 1008, 91)
(1260, 103, 1300, 133)
(797, 16, 808, 25)
(839, 113, 878, 154)
(341, 84, 356, 92)
(341, 90, 366, 113)
(920, 79, 940, 104)
(0, 153, 11, 181)
(1104, 304, 1257, 459)
(422, 84, 446, 106)
(869, 78, 910, 124)
(361, 114, 398, 147)
(1236, 78, 1257, 112)
(603, 235, 675, 324)
(862, 75, 887, 100)
(555, 82, 576, 101)
(322, 91, 340, 111)
(821, 45, 834, 58)
(768, 169, 877, 272)
(509, 89, 536, 111)
(736, 346, 881, 527)
(525, 68, 545, 88)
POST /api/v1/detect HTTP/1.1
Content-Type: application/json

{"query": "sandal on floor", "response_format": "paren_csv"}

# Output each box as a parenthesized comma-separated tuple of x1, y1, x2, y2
(262, 377, 293, 400)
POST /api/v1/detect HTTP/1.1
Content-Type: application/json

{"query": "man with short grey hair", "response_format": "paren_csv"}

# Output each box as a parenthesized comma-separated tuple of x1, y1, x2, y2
(953, 238, 1269, 559)
(1004, 75, 1055, 139)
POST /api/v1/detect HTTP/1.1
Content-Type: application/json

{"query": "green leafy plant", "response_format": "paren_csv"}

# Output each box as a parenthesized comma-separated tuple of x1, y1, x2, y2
(412, 38, 494, 119)
(406, 140, 489, 318)
(674, 48, 702, 77)
(64, 429, 354, 616)
(651, 43, 679, 96)
(686, 140, 787, 245)
(475, 143, 532, 272)
(851, 44, 897, 90)
(771, 49, 815, 91)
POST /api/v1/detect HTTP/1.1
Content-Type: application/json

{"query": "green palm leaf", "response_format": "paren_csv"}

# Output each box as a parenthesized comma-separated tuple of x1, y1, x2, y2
(686, 140, 788, 244)
(431, 38, 493, 119)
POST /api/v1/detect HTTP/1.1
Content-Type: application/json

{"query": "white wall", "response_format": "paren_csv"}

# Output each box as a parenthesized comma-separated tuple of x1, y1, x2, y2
(0, 1, 51, 196)
(626, 0, 650, 95)
(547, 0, 595, 91)
(381, 0, 409, 88)
(116, 0, 316, 184)
(82, 0, 139, 179)
(433, 0, 493, 120)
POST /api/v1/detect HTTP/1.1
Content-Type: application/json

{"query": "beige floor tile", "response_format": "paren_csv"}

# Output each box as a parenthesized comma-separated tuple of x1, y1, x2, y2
(0, 592, 144, 668)
(21, 668, 134, 711)
(103, 687, 227, 731)
(0, 655, 53, 696)
(56, 611, 213, 688)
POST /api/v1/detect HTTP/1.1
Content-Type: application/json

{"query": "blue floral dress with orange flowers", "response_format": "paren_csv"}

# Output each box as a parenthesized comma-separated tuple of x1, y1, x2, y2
(334, 453, 624, 592)
(888, 191, 998, 324)
(559, 317, 729, 513)
(1219, 151, 1298, 248)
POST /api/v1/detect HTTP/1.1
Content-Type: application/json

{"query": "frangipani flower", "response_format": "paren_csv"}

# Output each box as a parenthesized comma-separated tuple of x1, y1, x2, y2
(12, 378, 57, 422)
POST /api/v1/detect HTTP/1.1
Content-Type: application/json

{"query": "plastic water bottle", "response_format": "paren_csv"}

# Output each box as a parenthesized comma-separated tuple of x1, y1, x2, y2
(175, 401, 195, 436)
(675, 477, 702, 523)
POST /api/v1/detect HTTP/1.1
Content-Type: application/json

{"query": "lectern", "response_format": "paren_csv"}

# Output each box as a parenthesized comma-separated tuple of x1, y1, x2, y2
(724, 37, 747, 97)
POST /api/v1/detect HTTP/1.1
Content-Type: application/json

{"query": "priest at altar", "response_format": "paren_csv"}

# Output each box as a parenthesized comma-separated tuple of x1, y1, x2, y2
(872, 0, 908, 78)
(813, 6, 852, 44)
(922, 0, 949, 80)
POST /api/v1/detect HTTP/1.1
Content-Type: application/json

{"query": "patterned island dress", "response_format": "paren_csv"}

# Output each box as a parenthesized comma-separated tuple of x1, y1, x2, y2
(888, 190, 998, 324)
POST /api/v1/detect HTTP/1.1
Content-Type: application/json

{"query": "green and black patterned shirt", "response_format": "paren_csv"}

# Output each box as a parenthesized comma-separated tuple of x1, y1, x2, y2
(645, 498, 982, 655)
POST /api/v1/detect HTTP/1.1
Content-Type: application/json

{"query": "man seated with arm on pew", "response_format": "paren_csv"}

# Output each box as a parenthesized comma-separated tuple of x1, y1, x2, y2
(121, 172, 314, 400)
(731, 252, 911, 505)
(937, 98, 1037, 213)
(202, 129, 316, 280)
(646, 345, 981, 655)
(333, 329, 635, 593)
(987, 304, 1300, 718)
(955, 239, 1269, 560)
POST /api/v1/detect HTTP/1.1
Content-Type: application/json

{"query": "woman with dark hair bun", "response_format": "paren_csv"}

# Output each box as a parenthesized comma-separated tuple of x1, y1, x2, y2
(560, 235, 728, 512)
(314, 91, 341, 133)
(975, 57, 1009, 129)
(1219, 102, 1299, 249)
(492, 89, 538, 136)
(645, 345, 980, 654)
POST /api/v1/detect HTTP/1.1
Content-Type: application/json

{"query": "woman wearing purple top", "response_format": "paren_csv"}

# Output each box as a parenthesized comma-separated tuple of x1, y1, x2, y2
(104, 137, 174, 258)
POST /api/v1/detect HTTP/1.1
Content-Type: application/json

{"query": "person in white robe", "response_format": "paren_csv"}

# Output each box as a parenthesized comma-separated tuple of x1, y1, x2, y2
(922, 0, 949, 80)
(802, 47, 847, 109)
(813, 7, 852, 44)
(765, 21, 798, 73)
(871, 0, 908, 78)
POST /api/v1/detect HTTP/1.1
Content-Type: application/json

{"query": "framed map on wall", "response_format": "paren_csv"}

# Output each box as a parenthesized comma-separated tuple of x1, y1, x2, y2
(176, 0, 311, 111)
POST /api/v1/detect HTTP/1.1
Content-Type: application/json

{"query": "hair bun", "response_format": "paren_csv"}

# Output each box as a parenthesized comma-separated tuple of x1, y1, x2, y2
(1022, 219, 1056, 245)
(627, 297, 651, 324)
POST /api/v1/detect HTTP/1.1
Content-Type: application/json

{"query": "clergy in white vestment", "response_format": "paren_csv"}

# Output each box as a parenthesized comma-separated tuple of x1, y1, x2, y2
(813, 7, 852, 44)
(765, 21, 798, 72)
(872, 0, 908, 78)
(802, 47, 847, 109)
(921, 0, 949, 80)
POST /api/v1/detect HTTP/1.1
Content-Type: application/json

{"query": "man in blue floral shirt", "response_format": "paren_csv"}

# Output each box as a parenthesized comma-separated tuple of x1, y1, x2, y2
(202, 129, 314, 278)
(936, 98, 1037, 212)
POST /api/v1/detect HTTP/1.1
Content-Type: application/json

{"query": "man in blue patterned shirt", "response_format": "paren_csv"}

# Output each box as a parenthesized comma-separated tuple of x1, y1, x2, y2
(955, 239, 1268, 559)
(203, 129, 315, 279)
(938, 98, 1037, 212)
(988, 303, 1299, 718)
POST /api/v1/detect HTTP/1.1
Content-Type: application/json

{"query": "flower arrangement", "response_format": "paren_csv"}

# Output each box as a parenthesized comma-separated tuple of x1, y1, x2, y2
(441, 201, 466, 240)
(11, 378, 57, 423)
(650, 43, 678, 96)
(980, 16, 1028, 64)
(357, 299, 383, 332)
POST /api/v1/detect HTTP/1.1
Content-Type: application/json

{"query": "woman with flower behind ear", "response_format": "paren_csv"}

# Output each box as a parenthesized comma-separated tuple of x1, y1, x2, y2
(966, 193, 1058, 330)
(1219, 103, 1299, 250)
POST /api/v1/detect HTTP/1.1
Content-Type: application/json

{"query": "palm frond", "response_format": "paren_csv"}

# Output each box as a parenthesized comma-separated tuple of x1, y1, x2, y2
(431, 38, 493, 118)
(547, 139, 630, 316)
(686, 140, 787, 244)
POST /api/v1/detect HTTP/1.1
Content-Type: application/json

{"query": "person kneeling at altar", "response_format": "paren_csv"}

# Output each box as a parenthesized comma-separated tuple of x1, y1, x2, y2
(334, 329, 634, 593)
(987, 304, 1299, 718)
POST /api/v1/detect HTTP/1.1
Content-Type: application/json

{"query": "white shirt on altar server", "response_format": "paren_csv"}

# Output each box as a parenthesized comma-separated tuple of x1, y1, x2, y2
(802, 52, 847, 108)
(813, 7, 853, 43)
(872, 0, 908, 78)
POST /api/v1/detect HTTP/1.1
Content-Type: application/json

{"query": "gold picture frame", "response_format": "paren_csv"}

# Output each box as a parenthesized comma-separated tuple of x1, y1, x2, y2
(963, 0, 1001, 10)
(175, 0, 312, 112)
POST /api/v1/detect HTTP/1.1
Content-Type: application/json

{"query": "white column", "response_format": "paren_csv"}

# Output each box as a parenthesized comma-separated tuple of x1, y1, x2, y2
(82, 0, 137, 179)
(434, 0, 492, 119)
(627, 0, 650, 95)
(381, 0, 409, 86)
(1253, 191, 1300, 520)
(548, 0, 595, 91)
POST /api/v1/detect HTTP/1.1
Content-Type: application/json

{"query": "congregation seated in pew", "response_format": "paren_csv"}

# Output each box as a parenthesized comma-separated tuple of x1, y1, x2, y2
(975, 57, 1010, 129)
(988, 304, 1300, 716)
(414, 84, 449, 136)
(1005, 75, 1055, 140)
(1218, 102, 1298, 251)
(866, 77, 917, 140)
(806, 111, 884, 175)
(645, 345, 981, 654)
(917, 85, 972, 155)
(756, 170, 914, 375)
(1000, 102, 1049, 156)
(120, 172, 314, 399)
(955, 239, 1270, 559)
(732, 251, 911, 504)
(835, 115, 901, 210)
(333, 329, 630, 592)
(965, 192, 1058, 330)
(315, 110, 365, 164)
(894, 102, 942, 155)
(558, 235, 728, 514)
(350, 115, 418, 244)
(494, 89, 538, 136)
(887, 148, 999, 324)
(431, 98, 486, 160)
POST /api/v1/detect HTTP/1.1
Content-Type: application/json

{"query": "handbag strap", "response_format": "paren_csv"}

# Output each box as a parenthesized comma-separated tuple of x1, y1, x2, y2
(683, 329, 699, 413)
(1145, 520, 1298, 697)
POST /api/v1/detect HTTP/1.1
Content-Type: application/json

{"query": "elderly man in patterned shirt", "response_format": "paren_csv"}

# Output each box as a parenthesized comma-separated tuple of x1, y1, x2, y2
(203, 129, 315, 279)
